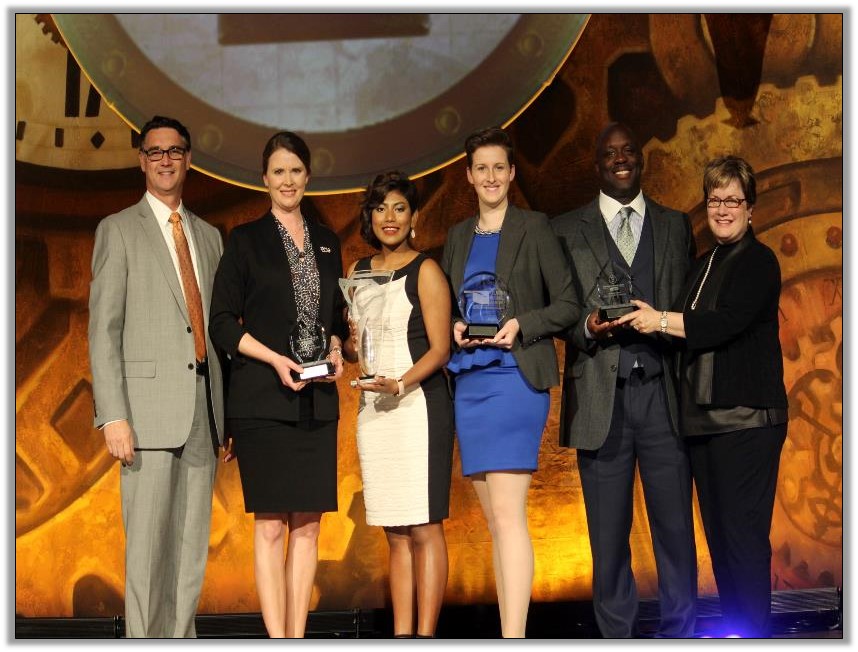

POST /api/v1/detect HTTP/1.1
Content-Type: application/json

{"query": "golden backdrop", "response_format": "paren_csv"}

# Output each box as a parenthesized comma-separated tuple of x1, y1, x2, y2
(15, 13, 842, 617)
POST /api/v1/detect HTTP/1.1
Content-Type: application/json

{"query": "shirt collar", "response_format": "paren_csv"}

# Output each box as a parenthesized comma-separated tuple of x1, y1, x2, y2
(145, 191, 186, 227)
(598, 190, 645, 223)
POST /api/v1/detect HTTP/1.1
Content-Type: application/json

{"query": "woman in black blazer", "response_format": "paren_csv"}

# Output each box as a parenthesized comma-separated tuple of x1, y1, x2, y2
(440, 127, 579, 637)
(618, 156, 788, 638)
(209, 131, 347, 638)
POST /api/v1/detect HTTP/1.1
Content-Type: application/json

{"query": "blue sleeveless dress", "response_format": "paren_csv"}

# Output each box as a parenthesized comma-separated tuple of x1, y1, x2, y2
(447, 232, 549, 476)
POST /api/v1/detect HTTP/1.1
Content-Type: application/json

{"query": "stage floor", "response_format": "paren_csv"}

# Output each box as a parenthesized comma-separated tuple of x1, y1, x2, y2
(16, 587, 842, 639)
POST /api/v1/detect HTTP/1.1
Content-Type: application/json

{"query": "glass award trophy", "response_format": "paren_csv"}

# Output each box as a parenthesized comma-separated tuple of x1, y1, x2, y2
(458, 271, 512, 339)
(596, 273, 636, 321)
(338, 269, 396, 387)
(289, 319, 334, 380)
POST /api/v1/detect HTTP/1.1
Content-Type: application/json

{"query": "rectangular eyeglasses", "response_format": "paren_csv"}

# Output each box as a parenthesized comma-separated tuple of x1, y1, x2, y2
(141, 146, 187, 161)
(706, 197, 746, 208)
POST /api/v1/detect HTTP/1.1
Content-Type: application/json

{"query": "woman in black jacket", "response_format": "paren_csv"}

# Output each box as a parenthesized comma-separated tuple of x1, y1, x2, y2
(617, 155, 788, 638)
(209, 131, 347, 638)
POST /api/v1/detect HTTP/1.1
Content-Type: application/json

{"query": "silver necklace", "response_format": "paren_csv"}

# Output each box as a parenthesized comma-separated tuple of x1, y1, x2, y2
(474, 224, 502, 235)
(690, 246, 719, 310)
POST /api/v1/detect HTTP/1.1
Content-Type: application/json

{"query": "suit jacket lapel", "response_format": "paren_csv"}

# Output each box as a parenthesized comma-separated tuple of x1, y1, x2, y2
(264, 213, 297, 315)
(450, 216, 477, 292)
(136, 197, 190, 324)
(495, 205, 525, 284)
(645, 196, 670, 303)
(579, 199, 611, 283)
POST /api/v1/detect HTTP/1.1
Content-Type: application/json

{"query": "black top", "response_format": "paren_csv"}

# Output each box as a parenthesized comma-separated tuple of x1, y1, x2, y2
(676, 229, 788, 412)
(209, 212, 347, 422)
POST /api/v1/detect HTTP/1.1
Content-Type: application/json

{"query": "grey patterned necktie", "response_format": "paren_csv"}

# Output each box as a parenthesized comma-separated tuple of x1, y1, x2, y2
(616, 206, 636, 266)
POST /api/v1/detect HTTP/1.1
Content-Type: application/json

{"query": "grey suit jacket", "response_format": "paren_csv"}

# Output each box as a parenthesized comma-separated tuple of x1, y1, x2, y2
(88, 196, 225, 448)
(441, 204, 581, 391)
(551, 196, 695, 450)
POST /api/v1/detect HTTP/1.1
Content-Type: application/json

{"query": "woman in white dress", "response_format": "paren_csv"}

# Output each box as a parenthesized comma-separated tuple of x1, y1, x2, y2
(343, 171, 454, 637)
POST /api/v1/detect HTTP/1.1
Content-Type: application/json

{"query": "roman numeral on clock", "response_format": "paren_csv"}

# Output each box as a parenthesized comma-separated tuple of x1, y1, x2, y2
(64, 50, 101, 118)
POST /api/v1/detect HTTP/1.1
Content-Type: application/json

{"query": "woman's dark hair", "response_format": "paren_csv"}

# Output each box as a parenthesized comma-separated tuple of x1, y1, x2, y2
(262, 131, 311, 176)
(464, 126, 514, 168)
(359, 170, 419, 249)
(139, 115, 191, 150)
(703, 155, 757, 207)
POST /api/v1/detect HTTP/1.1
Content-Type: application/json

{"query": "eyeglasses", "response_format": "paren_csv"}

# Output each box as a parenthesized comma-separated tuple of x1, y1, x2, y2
(140, 146, 187, 161)
(706, 197, 747, 208)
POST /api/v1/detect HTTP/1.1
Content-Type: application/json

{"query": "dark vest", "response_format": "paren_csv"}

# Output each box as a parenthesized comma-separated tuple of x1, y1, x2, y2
(603, 211, 663, 379)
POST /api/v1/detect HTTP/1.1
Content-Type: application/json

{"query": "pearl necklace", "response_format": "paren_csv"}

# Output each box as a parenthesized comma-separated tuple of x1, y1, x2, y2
(690, 246, 719, 310)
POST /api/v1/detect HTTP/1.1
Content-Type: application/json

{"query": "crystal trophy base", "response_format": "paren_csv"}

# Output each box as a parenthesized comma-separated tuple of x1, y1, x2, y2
(598, 303, 636, 321)
(295, 360, 335, 381)
(465, 323, 499, 339)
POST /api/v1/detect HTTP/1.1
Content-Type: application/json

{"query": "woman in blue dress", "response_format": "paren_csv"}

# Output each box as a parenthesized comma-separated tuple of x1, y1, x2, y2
(440, 127, 580, 637)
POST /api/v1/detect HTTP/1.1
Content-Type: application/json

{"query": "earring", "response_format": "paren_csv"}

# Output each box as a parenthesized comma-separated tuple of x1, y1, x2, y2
(410, 228, 416, 239)
(748, 218, 753, 226)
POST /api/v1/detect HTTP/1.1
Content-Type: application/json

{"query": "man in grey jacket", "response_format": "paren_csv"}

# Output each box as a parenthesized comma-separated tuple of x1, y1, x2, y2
(88, 115, 224, 637)
(552, 123, 698, 638)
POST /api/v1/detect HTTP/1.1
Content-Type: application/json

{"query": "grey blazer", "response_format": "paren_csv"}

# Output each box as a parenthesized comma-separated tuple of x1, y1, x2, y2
(552, 196, 696, 450)
(440, 204, 581, 391)
(88, 196, 225, 448)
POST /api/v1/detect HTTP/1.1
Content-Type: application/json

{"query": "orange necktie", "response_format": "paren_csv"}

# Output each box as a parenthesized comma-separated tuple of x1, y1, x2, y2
(169, 212, 207, 362)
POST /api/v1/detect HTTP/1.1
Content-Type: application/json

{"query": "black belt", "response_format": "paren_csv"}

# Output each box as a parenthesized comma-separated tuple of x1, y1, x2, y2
(196, 358, 209, 376)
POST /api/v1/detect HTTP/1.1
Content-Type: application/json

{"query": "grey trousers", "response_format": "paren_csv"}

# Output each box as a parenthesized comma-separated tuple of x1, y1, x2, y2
(120, 374, 217, 638)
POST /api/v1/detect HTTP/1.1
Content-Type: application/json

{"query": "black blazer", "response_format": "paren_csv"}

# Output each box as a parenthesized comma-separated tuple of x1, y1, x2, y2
(678, 230, 787, 411)
(440, 204, 580, 391)
(209, 212, 347, 422)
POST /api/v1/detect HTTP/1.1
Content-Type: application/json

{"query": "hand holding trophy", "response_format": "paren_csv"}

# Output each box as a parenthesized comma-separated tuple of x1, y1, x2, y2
(338, 269, 395, 387)
(289, 318, 335, 380)
(458, 271, 512, 340)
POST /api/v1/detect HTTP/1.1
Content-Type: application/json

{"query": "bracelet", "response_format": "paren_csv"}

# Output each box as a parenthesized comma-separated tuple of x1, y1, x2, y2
(396, 378, 406, 396)
(659, 311, 668, 334)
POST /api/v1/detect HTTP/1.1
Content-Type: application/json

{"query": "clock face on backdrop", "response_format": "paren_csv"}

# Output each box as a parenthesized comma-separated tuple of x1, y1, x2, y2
(52, 13, 588, 192)
(15, 14, 140, 172)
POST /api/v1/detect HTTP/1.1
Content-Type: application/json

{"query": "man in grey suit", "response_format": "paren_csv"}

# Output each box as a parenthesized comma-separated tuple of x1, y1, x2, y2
(552, 123, 698, 638)
(88, 115, 225, 637)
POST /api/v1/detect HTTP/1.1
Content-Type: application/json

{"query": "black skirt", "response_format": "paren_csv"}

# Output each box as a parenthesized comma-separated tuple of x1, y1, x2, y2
(230, 416, 338, 514)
